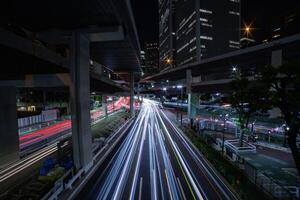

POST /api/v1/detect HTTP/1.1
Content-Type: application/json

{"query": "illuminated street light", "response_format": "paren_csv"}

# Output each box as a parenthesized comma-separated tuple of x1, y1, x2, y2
(165, 58, 172, 65)
(242, 22, 254, 38)
(177, 85, 183, 89)
(245, 26, 250, 33)
(163, 87, 167, 91)
(232, 66, 237, 72)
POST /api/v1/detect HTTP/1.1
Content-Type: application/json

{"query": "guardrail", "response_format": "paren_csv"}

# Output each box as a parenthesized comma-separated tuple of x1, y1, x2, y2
(41, 169, 73, 200)
(40, 116, 134, 200)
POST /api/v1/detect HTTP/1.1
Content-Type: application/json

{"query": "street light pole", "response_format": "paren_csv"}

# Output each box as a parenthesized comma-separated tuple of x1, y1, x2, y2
(222, 114, 228, 155)
(176, 94, 179, 121)
(112, 96, 115, 112)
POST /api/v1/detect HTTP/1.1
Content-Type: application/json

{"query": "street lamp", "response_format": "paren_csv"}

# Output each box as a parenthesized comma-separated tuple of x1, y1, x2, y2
(165, 58, 172, 66)
(242, 22, 253, 37)
(283, 125, 290, 147)
(222, 113, 229, 155)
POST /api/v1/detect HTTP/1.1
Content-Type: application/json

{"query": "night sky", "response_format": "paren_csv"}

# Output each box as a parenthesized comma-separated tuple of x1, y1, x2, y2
(131, 0, 159, 50)
(131, 0, 300, 49)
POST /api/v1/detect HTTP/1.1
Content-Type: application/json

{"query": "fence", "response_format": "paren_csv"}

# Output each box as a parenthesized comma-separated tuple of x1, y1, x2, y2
(244, 160, 297, 199)
(18, 109, 58, 128)
(199, 119, 299, 199)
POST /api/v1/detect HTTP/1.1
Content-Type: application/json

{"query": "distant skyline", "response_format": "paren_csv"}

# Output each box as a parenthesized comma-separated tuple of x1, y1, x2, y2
(131, 0, 300, 49)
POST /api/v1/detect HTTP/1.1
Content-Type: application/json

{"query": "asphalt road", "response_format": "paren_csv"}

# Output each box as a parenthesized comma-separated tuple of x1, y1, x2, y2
(82, 100, 238, 200)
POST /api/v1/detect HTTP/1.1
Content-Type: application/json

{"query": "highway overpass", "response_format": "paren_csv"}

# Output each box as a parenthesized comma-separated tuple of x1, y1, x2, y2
(0, 0, 141, 172)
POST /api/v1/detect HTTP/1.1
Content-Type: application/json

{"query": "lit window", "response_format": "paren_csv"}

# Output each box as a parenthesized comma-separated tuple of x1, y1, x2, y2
(189, 46, 197, 52)
(229, 40, 240, 45)
(199, 9, 212, 14)
(200, 18, 208, 22)
(188, 19, 197, 28)
(200, 35, 213, 40)
(229, 11, 240, 16)
(190, 37, 196, 44)
(201, 23, 213, 27)
(178, 11, 196, 31)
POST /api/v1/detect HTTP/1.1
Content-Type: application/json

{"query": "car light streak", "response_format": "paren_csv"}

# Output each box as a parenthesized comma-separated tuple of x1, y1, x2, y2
(0, 144, 58, 182)
(82, 99, 237, 200)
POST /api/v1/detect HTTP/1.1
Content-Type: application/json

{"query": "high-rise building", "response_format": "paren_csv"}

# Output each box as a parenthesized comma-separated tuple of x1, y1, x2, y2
(145, 42, 159, 75)
(140, 50, 146, 74)
(264, 12, 300, 43)
(241, 0, 300, 47)
(159, 0, 176, 71)
(175, 0, 241, 66)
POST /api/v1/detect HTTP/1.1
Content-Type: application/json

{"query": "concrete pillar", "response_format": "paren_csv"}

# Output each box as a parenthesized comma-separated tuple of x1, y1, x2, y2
(102, 95, 108, 118)
(130, 72, 135, 117)
(271, 49, 282, 68)
(188, 93, 200, 119)
(186, 70, 200, 120)
(137, 82, 140, 102)
(0, 87, 19, 167)
(69, 32, 93, 171)
(42, 90, 47, 110)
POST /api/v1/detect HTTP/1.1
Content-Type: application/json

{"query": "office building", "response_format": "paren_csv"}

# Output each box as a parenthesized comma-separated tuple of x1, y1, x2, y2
(159, 0, 176, 71)
(140, 50, 146, 74)
(175, 0, 241, 66)
(145, 42, 159, 75)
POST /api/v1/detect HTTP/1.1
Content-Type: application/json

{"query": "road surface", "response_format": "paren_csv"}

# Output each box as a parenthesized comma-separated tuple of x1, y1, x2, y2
(19, 97, 130, 150)
(80, 99, 238, 200)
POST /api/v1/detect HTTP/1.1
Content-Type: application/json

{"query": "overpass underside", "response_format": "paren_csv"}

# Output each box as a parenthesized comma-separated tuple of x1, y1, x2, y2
(0, 0, 141, 172)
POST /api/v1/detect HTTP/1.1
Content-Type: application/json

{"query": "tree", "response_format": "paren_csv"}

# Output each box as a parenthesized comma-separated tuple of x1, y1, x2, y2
(200, 93, 212, 102)
(229, 76, 270, 147)
(260, 62, 300, 176)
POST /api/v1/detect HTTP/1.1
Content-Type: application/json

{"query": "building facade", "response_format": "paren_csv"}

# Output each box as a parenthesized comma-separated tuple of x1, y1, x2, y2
(140, 50, 146, 74)
(159, 0, 176, 71)
(175, 0, 241, 66)
(144, 42, 159, 75)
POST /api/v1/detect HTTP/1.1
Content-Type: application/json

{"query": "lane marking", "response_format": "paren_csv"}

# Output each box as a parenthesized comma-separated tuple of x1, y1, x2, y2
(177, 177, 187, 200)
(171, 143, 197, 200)
(139, 177, 143, 200)
(164, 169, 174, 200)
(153, 103, 205, 200)
(159, 107, 236, 200)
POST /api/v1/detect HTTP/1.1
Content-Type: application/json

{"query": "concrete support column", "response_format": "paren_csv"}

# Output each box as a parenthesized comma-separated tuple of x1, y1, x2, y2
(102, 95, 108, 118)
(69, 32, 93, 171)
(42, 90, 47, 110)
(130, 72, 135, 117)
(0, 87, 19, 167)
(188, 93, 200, 119)
(137, 82, 140, 102)
(271, 49, 282, 68)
